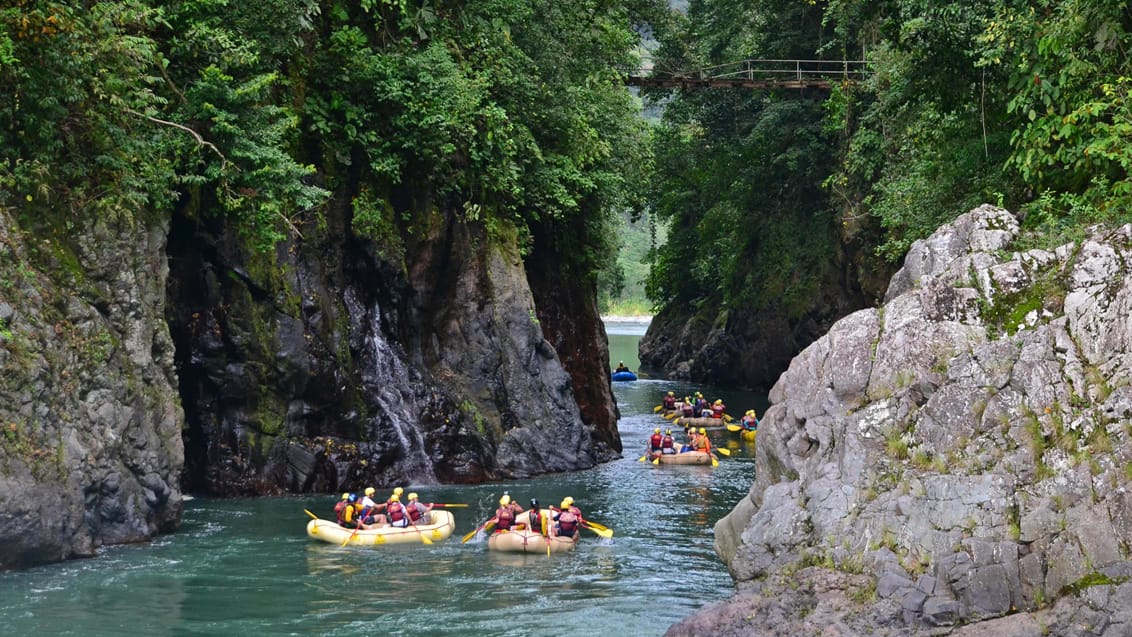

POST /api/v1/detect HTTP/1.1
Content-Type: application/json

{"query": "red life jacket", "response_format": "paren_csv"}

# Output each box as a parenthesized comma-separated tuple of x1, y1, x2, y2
(662, 434, 674, 449)
(334, 501, 347, 524)
(663, 396, 676, 409)
(650, 433, 663, 449)
(711, 404, 724, 418)
(556, 510, 578, 536)
(407, 503, 423, 522)
(388, 502, 406, 522)
(496, 506, 515, 530)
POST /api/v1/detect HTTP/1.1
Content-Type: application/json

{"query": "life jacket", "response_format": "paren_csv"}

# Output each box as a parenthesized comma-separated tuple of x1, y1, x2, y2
(528, 509, 543, 531)
(695, 436, 711, 453)
(663, 396, 676, 409)
(711, 404, 724, 418)
(556, 510, 578, 536)
(661, 434, 674, 449)
(682, 403, 693, 416)
(649, 433, 663, 449)
(742, 415, 757, 430)
(388, 502, 406, 523)
(496, 506, 515, 530)
(342, 503, 357, 524)
(407, 503, 423, 522)
(334, 501, 347, 524)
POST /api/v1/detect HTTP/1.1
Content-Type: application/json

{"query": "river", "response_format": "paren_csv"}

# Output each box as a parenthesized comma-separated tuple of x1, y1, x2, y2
(0, 320, 767, 636)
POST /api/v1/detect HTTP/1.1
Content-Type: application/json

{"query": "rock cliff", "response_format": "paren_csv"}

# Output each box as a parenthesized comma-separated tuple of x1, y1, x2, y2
(0, 209, 183, 569)
(673, 205, 1132, 636)
(166, 202, 617, 495)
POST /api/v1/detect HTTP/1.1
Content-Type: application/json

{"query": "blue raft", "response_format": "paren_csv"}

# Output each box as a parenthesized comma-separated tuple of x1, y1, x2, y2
(611, 370, 638, 381)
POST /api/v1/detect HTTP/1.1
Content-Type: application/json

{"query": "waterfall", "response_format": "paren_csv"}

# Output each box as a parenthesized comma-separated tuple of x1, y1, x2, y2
(349, 289, 436, 483)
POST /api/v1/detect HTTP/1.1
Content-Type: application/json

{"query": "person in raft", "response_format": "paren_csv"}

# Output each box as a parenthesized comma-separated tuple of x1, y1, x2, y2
(661, 429, 677, 454)
(649, 427, 663, 457)
(741, 409, 759, 431)
(694, 427, 712, 454)
(385, 493, 412, 528)
(492, 493, 525, 531)
(405, 492, 434, 525)
(358, 487, 388, 528)
(662, 391, 677, 411)
(614, 360, 630, 373)
(334, 493, 350, 525)
(711, 399, 726, 419)
(552, 498, 580, 538)
(524, 499, 548, 536)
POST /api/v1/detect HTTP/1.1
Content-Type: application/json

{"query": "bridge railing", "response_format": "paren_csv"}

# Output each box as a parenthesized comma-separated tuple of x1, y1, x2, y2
(625, 58, 871, 85)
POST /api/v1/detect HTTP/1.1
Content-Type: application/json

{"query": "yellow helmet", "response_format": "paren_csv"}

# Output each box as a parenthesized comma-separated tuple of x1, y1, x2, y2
(699, 427, 706, 434)
(500, 494, 511, 506)
(340, 493, 349, 500)
(390, 494, 400, 502)
(364, 487, 375, 496)
(654, 428, 660, 433)
(714, 399, 722, 405)
(563, 496, 574, 506)
(667, 391, 674, 396)
(665, 429, 671, 435)
(746, 409, 755, 416)
(393, 487, 404, 496)
(408, 492, 418, 501)
(560, 499, 571, 509)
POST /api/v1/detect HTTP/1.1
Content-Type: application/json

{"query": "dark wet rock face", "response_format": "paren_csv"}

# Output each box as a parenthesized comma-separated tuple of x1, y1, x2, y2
(167, 204, 610, 495)
(0, 210, 183, 569)
(688, 205, 1132, 636)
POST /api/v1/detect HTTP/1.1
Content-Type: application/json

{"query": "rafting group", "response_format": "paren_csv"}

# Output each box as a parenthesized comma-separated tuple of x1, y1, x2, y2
(306, 486, 613, 552)
(460, 493, 612, 553)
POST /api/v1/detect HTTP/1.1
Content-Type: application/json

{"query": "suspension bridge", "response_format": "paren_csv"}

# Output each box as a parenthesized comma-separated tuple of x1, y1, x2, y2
(625, 58, 870, 90)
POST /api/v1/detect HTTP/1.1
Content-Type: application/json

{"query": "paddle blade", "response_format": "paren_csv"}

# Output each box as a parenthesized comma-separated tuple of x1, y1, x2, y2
(653, 405, 663, 412)
(461, 525, 482, 544)
(714, 447, 731, 456)
(419, 531, 433, 545)
(434, 503, 469, 508)
(652, 456, 660, 465)
(304, 509, 319, 520)
(711, 455, 719, 467)
(726, 424, 741, 432)
(663, 412, 677, 420)
(582, 519, 610, 532)
(638, 455, 648, 462)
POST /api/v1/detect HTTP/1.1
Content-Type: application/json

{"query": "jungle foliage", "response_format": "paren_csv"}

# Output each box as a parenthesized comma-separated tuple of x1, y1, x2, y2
(1, 0, 667, 283)
(644, 0, 1132, 316)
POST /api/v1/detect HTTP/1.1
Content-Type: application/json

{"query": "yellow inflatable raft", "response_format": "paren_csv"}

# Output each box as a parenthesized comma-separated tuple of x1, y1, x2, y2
(306, 510, 456, 547)
(674, 416, 727, 428)
(652, 450, 712, 465)
(487, 528, 579, 553)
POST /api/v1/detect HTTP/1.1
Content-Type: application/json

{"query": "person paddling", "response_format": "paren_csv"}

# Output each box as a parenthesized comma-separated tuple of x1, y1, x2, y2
(551, 498, 580, 538)
(491, 493, 524, 531)
(405, 492, 433, 525)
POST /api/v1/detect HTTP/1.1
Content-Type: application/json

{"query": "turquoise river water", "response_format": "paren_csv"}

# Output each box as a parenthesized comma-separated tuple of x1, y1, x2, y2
(0, 321, 767, 636)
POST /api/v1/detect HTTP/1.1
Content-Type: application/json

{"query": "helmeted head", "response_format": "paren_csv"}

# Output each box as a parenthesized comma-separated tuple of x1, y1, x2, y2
(684, 396, 690, 402)
(714, 399, 722, 405)
(390, 494, 400, 502)
(665, 429, 671, 435)
(667, 391, 674, 396)
(348, 493, 357, 503)
(341, 493, 349, 501)
(530, 498, 539, 509)
(393, 487, 404, 497)
(746, 409, 755, 416)
(408, 492, 418, 501)
(619, 360, 624, 365)
(699, 427, 706, 434)
(695, 391, 703, 397)
(654, 428, 660, 434)
(560, 499, 571, 509)
(500, 494, 511, 506)
(562, 496, 574, 506)
(364, 487, 375, 496)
